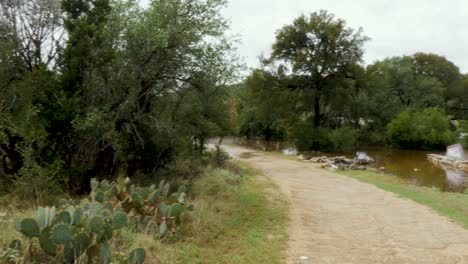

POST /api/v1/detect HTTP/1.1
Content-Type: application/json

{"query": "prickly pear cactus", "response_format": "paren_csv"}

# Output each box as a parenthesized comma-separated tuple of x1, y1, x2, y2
(17, 218, 40, 237)
(128, 248, 146, 264)
(51, 224, 73, 245)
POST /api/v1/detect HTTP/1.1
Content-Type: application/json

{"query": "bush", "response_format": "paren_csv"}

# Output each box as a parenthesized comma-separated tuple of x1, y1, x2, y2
(386, 108, 457, 149)
(293, 121, 358, 152)
(329, 127, 358, 153)
(293, 121, 332, 151)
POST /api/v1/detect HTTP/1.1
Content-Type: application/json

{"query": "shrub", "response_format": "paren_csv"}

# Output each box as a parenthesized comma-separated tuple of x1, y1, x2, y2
(329, 127, 358, 153)
(386, 108, 457, 149)
(293, 121, 358, 152)
(293, 121, 332, 151)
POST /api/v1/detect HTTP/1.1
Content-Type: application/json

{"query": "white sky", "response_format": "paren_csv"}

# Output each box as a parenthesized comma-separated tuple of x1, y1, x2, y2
(141, 0, 468, 73)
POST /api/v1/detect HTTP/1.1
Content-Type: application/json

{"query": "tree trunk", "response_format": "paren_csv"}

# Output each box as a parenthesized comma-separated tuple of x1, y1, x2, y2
(314, 95, 321, 128)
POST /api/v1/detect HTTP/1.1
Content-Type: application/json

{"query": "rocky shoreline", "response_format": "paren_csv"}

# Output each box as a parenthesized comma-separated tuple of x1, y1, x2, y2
(299, 153, 376, 171)
(427, 154, 468, 173)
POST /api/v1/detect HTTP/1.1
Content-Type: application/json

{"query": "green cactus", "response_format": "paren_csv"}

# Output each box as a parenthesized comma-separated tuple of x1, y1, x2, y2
(169, 203, 184, 218)
(104, 189, 114, 201)
(145, 219, 157, 234)
(37, 207, 55, 229)
(101, 241, 112, 264)
(17, 218, 40, 237)
(103, 202, 113, 213)
(95, 190, 105, 202)
(96, 224, 113, 243)
(72, 208, 83, 226)
(159, 221, 168, 238)
(52, 224, 73, 245)
(148, 189, 160, 203)
(158, 180, 165, 192)
(111, 212, 128, 229)
(74, 232, 90, 256)
(159, 203, 169, 217)
(56, 211, 72, 224)
(100, 179, 111, 190)
(89, 216, 104, 234)
(162, 183, 170, 197)
(39, 228, 56, 255)
(177, 192, 187, 203)
(63, 247, 76, 263)
(128, 248, 146, 264)
(89, 202, 103, 217)
(91, 178, 99, 191)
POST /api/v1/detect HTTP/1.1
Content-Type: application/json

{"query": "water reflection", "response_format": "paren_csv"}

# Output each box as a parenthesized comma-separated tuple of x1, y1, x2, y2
(235, 138, 468, 192)
(443, 169, 468, 192)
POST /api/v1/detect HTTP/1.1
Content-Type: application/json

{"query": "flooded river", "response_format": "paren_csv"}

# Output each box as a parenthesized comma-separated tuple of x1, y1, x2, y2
(234, 139, 468, 192)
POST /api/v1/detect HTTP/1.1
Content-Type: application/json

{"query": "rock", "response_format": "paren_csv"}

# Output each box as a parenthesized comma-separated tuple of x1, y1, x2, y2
(354, 152, 375, 165)
(378, 167, 386, 173)
(337, 164, 346, 170)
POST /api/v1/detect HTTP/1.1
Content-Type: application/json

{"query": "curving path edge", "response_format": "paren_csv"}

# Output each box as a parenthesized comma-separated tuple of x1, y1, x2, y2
(222, 143, 468, 264)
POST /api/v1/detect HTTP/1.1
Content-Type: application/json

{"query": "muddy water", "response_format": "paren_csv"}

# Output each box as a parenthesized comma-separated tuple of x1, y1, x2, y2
(234, 139, 468, 192)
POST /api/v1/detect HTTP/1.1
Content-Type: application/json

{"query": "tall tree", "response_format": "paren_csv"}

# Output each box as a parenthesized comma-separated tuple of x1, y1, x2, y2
(270, 10, 368, 127)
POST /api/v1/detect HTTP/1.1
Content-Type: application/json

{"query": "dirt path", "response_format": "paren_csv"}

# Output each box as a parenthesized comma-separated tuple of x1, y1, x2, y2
(222, 144, 468, 264)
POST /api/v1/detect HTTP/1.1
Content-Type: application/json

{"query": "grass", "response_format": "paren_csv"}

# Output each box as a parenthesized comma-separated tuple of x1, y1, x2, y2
(0, 161, 288, 263)
(338, 169, 468, 229)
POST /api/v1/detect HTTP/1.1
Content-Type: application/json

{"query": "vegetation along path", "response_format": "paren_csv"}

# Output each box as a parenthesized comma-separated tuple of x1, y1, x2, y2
(222, 143, 468, 264)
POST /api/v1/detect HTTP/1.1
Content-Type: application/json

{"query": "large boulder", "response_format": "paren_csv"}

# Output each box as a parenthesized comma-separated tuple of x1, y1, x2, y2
(354, 152, 375, 165)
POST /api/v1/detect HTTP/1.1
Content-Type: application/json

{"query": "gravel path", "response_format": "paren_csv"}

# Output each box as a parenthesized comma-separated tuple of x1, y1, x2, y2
(222, 143, 468, 264)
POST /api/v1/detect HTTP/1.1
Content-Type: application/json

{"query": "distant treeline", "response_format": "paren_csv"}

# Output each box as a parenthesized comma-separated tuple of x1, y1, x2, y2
(233, 10, 468, 152)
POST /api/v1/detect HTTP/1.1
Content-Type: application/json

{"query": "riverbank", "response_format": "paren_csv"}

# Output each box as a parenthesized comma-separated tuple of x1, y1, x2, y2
(0, 162, 288, 263)
(338, 169, 468, 229)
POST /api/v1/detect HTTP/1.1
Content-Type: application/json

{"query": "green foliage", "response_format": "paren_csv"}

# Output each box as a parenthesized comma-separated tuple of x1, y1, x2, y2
(294, 121, 332, 152)
(329, 127, 358, 153)
(0, 0, 239, 198)
(294, 122, 358, 152)
(386, 108, 457, 149)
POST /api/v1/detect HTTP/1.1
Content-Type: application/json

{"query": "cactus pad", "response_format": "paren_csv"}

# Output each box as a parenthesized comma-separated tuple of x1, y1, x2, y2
(39, 228, 56, 255)
(159, 220, 168, 238)
(159, 203, 169, 217)
(72, 208, 83, 226)
(89, 216, 104, 234)
(169, 203, 184, 218)
(52, 224, 73, 245)
(90, 178, 99, 191)
(101, 241, 112, 264)
(128, 248, 146, 264)
(74, 232, 90, 256)
(162, 183, 170, 197)
(57, 211, 72, 224)
(111, 212, 128, 229)
(18, 218, 40, 237)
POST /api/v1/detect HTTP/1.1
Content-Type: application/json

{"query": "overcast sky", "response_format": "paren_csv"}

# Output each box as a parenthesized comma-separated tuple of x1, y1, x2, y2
(142, 0, 468, 73)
